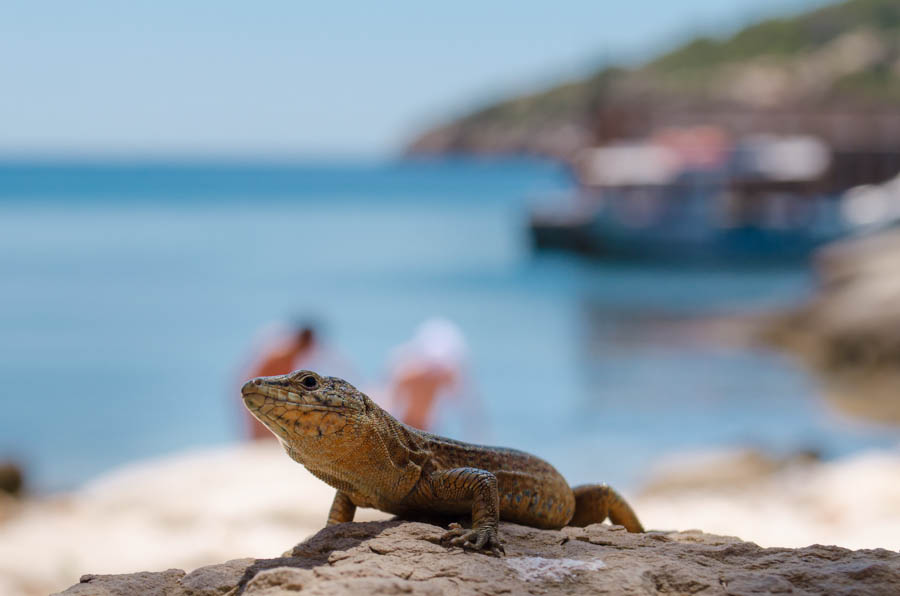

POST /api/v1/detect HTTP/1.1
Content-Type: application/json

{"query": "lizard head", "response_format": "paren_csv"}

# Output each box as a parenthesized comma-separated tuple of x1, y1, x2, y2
(241, 370, 376, 456)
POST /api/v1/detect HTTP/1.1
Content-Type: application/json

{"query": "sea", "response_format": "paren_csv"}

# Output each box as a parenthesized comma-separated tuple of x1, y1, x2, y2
(1, 158, 897, 492)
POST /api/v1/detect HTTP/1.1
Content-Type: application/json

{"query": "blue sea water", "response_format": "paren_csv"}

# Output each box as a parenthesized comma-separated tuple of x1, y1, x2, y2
(1, 158, 897, 492)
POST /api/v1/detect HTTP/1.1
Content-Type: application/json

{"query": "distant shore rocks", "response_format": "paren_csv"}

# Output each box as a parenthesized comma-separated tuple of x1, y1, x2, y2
(637, 447, 900, 552)
(762, 230, 900, 423)
(0, 462, 24, 527)
(57, 520, 900, 596)
(0, 462, 23, 497)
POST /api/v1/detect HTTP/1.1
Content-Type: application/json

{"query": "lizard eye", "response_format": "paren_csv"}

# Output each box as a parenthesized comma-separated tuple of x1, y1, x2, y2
(301, 375, 318, 390)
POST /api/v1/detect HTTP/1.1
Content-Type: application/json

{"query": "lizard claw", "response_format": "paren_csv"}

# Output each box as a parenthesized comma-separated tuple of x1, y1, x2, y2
(441, 523, 505, 556)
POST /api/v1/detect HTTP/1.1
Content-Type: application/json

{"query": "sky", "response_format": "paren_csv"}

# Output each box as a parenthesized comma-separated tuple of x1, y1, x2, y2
(1, 0, 835, 158)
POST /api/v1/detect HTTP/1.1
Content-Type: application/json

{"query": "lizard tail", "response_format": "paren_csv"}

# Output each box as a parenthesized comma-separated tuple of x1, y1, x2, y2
(568, 484, 644, 533)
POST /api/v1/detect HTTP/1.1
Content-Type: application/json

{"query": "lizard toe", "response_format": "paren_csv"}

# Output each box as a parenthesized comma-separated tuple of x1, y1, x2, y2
(479, 528, 505, 557)
(444, 526, 503, 556)
(449, 533, 475, 547)
(440, 523, 468, 544)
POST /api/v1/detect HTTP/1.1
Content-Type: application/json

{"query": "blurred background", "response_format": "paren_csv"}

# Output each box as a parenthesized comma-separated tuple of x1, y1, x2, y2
(2, 0, 900, 593)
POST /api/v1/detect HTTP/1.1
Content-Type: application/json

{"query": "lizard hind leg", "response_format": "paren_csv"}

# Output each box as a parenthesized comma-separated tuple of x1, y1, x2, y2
(326, 491, 357, 526)
(569, 484, 644, 533)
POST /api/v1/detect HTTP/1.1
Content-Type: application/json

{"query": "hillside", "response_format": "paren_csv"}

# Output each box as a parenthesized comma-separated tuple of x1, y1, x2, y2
(407, 0, 900, 160)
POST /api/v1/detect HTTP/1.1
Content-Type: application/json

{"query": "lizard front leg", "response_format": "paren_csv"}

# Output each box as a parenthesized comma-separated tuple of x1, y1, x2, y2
(428, 467, 504, 556)
(326, 491, 357, 526)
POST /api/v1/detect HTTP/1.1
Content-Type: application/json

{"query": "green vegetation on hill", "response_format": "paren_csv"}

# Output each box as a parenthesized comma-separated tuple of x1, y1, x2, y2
(652, 0, 900, 71)
(408, 0, 900, 156)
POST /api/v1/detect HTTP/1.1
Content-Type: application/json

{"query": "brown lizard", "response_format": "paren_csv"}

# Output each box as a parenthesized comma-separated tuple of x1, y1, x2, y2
(242, 369, 644, 556)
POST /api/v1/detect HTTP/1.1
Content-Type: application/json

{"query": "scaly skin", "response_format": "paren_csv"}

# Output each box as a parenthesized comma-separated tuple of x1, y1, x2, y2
(242, 369, 644, 556)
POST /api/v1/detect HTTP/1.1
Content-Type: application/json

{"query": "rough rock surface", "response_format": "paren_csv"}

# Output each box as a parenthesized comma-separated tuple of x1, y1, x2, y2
(56, 520, 900, 596)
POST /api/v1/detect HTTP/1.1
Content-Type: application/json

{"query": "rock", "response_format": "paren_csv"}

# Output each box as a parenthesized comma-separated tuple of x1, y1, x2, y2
(634, 448, 900, 552)
(180, 559, 255, 596)
(640, 448, 821, 496)
(58, 569, 185, 596)
(762, 230, 900, 423)
(769, 230, 900, 371)
(55, 520, 900, 596)
(0, 462, 24, 496)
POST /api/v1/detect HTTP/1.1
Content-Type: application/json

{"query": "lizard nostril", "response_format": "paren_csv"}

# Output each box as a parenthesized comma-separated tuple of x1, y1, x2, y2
(241, 378, 264, 395)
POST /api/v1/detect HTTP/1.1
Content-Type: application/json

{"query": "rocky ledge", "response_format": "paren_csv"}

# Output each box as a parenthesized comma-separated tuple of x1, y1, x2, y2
(57, 520, 899, 596)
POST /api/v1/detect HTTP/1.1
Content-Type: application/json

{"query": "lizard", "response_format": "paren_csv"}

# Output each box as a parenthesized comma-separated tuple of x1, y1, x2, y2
(241, 369, 644, 556)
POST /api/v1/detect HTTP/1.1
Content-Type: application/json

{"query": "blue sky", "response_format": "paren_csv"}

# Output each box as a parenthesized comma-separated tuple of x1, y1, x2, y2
(1, 0, 833, 157)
